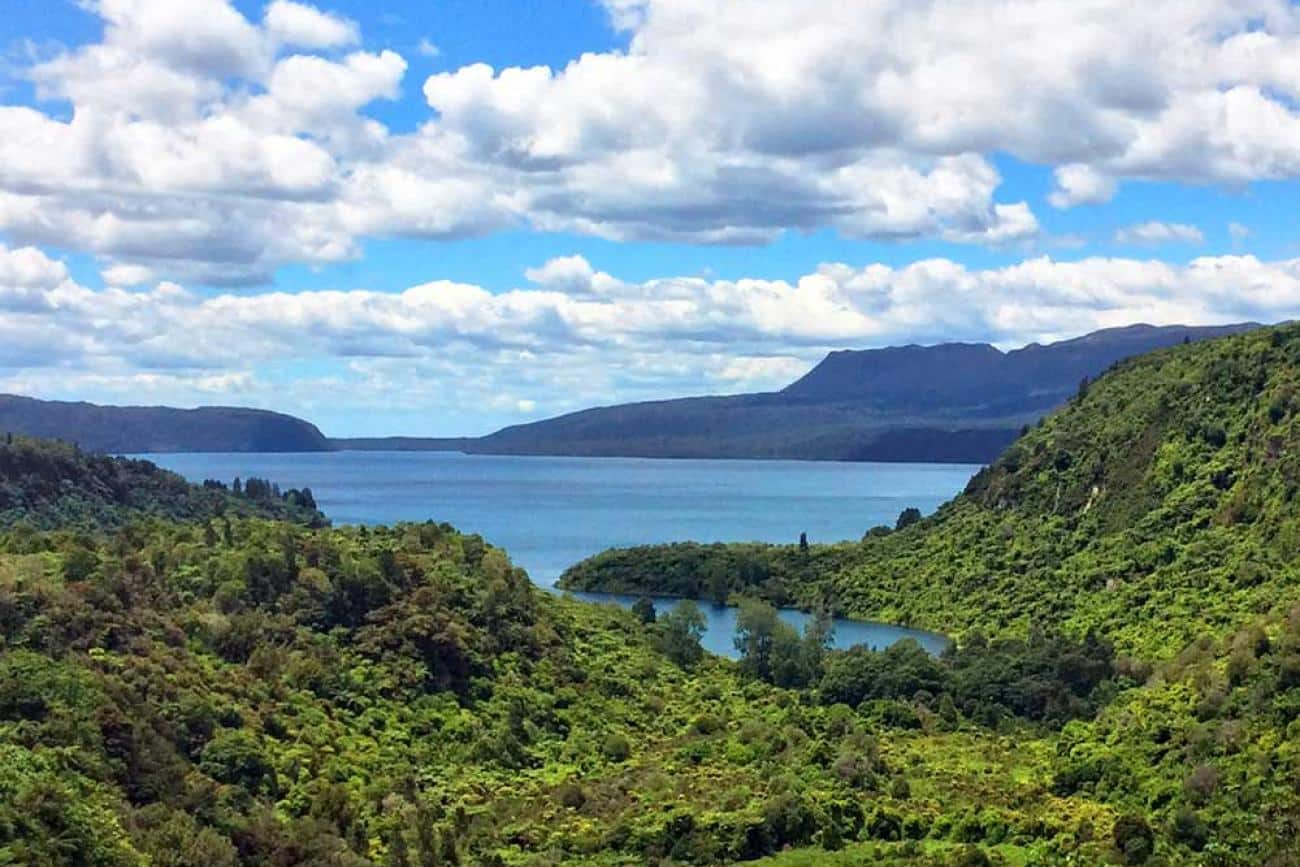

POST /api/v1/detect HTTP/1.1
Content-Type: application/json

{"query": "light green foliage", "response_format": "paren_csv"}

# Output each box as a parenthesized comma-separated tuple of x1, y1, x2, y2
(11, 324, 1300, 865)
(562, 324, 1300, 656)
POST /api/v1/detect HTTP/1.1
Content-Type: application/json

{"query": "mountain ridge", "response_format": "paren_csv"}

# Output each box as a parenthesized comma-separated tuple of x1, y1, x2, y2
(561, 321, 1300, 656)
(0, 323, 1261, 461)
(460, 322, 1258, 462)
(0, 393, 332, 454)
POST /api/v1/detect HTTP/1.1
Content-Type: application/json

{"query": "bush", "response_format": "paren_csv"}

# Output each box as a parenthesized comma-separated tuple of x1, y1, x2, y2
(602, 733, 631, 763)
(1113, 814, 1155, 865)
(198, 728, 276, 794)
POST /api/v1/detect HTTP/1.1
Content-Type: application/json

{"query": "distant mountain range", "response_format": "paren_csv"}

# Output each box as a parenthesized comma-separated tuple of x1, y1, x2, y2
(0, 395, 330, 453)
(0, 323, 1259, 461)
(423, 322, 1258, 462)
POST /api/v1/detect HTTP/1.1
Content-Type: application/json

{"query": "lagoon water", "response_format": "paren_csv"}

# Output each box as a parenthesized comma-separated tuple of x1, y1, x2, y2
(144, 451, 976, 656)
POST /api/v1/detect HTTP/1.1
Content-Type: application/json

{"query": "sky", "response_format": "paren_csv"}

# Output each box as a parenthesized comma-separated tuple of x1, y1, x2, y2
(1, 1, 1299, 436)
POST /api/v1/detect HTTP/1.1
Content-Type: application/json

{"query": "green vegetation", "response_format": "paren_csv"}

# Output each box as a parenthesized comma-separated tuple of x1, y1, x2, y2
(561, 323, 1300, 657)
(0, 517, 1142, 866)
(11, 322, 1300, 865)
(0, 435, 325, 530)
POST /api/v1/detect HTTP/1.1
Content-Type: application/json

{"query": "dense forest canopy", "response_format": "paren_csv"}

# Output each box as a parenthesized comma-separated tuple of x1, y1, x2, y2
(0, 435, 325, 531)
(7, 322, 1300, 865)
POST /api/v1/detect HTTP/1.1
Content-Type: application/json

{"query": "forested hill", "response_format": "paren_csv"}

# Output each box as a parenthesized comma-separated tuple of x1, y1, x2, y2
(563, 322, 1300, 655)
(0, 435, 325, 529)
(0, 394, 331, 453)
(9, 371, 1300, 862)
(464, 322, 1256, 462)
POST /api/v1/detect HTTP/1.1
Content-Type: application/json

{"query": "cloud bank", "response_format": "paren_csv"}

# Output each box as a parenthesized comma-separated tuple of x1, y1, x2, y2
(1, 242, 1297, 433)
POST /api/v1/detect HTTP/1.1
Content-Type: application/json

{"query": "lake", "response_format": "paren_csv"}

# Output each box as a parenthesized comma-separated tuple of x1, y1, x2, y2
(143, 451, 976, 656)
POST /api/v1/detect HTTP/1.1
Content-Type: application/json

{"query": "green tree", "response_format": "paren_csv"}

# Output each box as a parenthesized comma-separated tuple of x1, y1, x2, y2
(1113, 815, 1155, 865)
(632, 596, 657, 624)
(894, 507, 922, 531)
(656, 601, 707, 667)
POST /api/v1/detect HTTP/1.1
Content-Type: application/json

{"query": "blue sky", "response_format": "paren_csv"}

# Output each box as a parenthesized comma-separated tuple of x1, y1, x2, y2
(1, 0, 1299, 435)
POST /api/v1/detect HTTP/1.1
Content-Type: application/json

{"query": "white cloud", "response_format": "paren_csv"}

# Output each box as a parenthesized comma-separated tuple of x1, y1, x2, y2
(417, 38, 440, 58)
(4, 0, 1300, 284)
(1229, 222, 1251, 242)
(100, 263, 155, 286)
(264, 1, 359, 49)
(1115, 221, 1205, 245)
(1049, 164, 1117, 209)
(0, 244, 68, 289)
(2, 249, 1298, 431)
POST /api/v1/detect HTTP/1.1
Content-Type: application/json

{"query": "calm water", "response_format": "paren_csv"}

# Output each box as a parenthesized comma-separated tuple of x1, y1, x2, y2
(144, 451, 975, 656)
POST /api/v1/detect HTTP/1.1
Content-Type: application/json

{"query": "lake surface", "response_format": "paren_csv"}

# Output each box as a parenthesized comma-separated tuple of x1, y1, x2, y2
(144, 451, 975, 656)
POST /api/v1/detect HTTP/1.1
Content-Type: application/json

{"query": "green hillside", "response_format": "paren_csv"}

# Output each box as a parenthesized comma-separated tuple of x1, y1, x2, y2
(9, 311, 1300, 867)
(0, 516, 1136, 867)
(0, 435, 325, 531)
(562, 323, 1300, 656)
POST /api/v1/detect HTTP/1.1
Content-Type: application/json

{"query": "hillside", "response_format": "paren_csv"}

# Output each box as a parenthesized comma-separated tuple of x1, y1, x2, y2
(0, 514, 1140, 867)
(467, 323, 1255, 462)
(561, 322, 1300, 655)
(5, 424, 1300, 862)
(0, 394, 331, 453)
(0, 435, 325, 530)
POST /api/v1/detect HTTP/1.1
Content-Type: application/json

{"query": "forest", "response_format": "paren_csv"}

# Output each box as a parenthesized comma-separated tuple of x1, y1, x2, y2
(7, 323, 1300, 865)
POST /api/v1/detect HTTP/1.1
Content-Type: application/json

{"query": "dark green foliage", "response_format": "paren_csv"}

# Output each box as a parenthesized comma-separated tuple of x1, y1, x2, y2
(734, 598, 831, 689)
(0, 436, 325, 531)
(894, 507, 922, 531)
(631, 595, 657, 624)
(1113, 814, 1155, 864)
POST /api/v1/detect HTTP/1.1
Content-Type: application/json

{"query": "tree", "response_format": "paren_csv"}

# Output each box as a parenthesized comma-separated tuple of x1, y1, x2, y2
(656, 601, 707, 667)
(735, 597, 779, 678)
(799, 532, 809, 553)
(632, 596, 657, 624)
(894, 507, 922, 531)
(1113, 815, 1154, 865)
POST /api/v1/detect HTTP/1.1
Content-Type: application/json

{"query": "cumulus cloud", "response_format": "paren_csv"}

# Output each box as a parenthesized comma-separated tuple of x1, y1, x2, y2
(1049, 165, 1117, 209)
(2, 250, 1298, 432)
(0, 243, 69, 288)
(4, 0, 1300, 284)
(264, 1, 359, 49)
(1115, 221, 1205, 245)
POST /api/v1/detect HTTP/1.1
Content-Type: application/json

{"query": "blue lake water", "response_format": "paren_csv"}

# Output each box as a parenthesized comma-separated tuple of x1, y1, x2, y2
(143, 451, 976, 656)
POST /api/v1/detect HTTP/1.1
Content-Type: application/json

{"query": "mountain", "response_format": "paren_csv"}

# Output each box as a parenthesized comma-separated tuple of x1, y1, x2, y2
(2, 324, 1258, 463)
(0, 394, 331, 453)
(460, 322, 1258, 462)
(561, 321, 1300, 655)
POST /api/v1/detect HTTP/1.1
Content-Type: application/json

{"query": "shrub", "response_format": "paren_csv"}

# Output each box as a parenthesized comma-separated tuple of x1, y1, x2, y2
(602, 733, 631, 763)
(1113, 814, 1155, 865)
